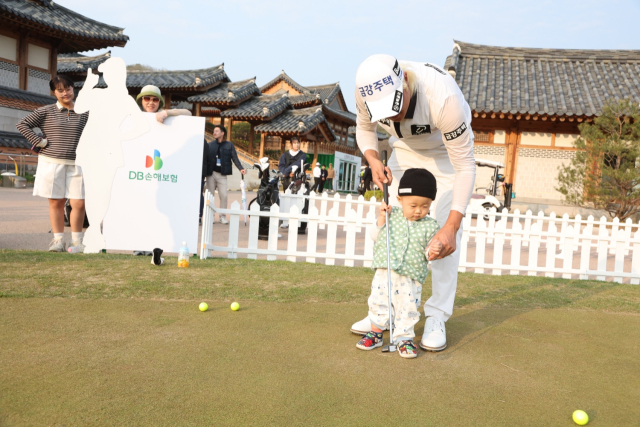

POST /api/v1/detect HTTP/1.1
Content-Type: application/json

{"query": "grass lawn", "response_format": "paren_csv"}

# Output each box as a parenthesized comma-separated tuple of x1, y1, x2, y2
(1, 250, 640, 426)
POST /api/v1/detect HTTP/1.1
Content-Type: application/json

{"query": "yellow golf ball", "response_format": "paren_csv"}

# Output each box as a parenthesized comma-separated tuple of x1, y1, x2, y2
(572, 410, 589, 425)
(230, 302, 240, 311)
(199, 302, 208, 312)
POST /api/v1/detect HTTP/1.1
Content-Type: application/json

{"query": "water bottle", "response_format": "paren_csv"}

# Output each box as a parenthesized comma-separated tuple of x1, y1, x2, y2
(178, 241, 189, 268)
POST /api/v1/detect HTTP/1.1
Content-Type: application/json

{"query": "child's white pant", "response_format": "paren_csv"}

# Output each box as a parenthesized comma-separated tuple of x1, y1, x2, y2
(368, 269, 423, 343)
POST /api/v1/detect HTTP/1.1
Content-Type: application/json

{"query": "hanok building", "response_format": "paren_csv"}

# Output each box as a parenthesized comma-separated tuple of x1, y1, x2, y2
(0, 0, 128, 165)
(444, 40, 640, 204)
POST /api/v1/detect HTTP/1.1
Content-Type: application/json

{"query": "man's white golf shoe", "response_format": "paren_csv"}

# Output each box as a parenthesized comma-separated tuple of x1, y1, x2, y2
(420, 316, 447, 352)
(350, 316, 388, 335)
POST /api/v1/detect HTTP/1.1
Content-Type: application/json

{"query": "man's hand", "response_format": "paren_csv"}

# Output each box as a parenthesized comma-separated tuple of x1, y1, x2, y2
(240, 169, 246, 175)
(364, 150, 392, 190)
(427, 225, 457, 260)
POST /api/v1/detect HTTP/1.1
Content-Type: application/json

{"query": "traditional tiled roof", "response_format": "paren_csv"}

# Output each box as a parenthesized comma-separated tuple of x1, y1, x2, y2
(290, 92, 322, 107)
(0, 0, 129, 53)
(220, 94, 292, 120)
(259, 70, 307, 94)
(307, 83, 348, 109)
(57, 51, 111, 74)
(187, 78, 261, 105)
(0, 130, 30, 149)
(254, 106, 336, 141)
(0, 84, 55, 105)
(322, 104, 356, 123)
(75, 64, 230, 91)
(444, 40, 640, 117)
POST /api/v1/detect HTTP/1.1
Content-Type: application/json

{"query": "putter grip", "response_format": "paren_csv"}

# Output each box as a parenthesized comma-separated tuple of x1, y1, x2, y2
(381, 150, 389, 205)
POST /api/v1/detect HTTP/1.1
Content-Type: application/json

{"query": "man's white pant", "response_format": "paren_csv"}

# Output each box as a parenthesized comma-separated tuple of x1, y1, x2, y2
(205, 172, 228, 220)
(368, 269, 423, 343)
(387, 142, 463, 322)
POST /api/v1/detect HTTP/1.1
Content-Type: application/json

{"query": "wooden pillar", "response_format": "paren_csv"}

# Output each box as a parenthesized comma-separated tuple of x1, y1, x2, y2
(504, 125, 519, 185)
(248, 123, 255, 156)
(164, 93, 172, 110)
(259, 133, 265, 158)
(313, 140, 319, 165)
(49, 44, 58, 79)
(195, 102, 201, 116)
(228, 120, 233, 141)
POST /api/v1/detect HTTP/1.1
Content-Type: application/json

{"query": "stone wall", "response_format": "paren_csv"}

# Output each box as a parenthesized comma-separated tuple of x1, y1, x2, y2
(515, 148, 575, 200)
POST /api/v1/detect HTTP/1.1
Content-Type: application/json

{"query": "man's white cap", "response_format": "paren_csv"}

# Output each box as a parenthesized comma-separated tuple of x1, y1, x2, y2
(355, 54, 404, 123)
(316, 162, 320, 165)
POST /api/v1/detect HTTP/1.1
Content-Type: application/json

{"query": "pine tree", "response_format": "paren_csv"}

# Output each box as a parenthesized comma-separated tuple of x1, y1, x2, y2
(557, 99, 640, 221)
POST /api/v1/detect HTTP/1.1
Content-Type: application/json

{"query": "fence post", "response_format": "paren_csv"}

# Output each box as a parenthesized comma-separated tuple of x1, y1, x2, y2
(545, 213, 557, 277)
(200, 189, 211, 259)
(610, 217, 620, 255)
(286, 205, 300, 262)
(579, 217, 592, 280)
(325, 204, 339, 266)
(474, 216, 487, 274)
(247, 202, 260, 260)
(267, 204, 280, 261)
(562, 225, 574, 279)
(614, 229, 625, 283)
(319, 192, 329, 230)
(510, 219, 522, 275)
(459, 210, 473, 272)
(344, 208, 357, 267)
(528, 222, 542, 276)
(363, 205, 376, 268)
(306, 205, 319, 264)
(596, 216, 608, 281)
(280, 189, 292, 228)
(227, 201, 240, 259)
(492, 215, 505, 275)
(523, 210, 533, 247)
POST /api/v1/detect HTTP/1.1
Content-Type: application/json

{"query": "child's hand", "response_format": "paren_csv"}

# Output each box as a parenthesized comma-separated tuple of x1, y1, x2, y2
(426, 240, 442, 261)
(377, 202, 391, 226)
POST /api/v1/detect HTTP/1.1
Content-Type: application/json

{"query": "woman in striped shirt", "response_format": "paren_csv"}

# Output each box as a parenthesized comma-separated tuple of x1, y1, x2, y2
(16, 75, 88, 252)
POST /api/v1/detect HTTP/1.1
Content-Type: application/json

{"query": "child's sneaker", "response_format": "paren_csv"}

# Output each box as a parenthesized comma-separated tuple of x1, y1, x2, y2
(398, 340, 418, 359)
(48, 238, 65, 252)
(67, 241, 85, 253)
(356, 331, 383, 351)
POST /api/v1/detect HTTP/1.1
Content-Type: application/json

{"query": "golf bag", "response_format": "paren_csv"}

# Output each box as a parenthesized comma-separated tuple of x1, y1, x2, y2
(287, 162, 311, 235)
(249, 158, 281, 240)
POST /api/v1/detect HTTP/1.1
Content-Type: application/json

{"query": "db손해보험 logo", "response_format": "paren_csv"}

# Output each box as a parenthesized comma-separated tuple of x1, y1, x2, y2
(146, 149, 163, 171)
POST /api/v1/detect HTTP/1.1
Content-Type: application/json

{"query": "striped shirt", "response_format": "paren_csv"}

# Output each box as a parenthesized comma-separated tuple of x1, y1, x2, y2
(16, 102, 89, 165)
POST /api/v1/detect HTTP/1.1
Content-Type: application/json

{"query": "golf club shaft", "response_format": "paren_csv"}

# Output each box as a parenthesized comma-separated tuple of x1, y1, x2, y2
(381, 151, 394, 349)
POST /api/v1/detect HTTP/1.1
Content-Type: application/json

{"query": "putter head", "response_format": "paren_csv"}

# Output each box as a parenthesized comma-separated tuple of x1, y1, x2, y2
(381, 344, 397, 353)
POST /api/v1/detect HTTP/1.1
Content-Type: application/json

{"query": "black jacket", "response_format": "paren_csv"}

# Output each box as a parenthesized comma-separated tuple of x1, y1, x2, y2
(207, 139, 243, 176)
(320, 169, 328, 180)
(278, 150, 307, 176)
(202, 139, 210, 178)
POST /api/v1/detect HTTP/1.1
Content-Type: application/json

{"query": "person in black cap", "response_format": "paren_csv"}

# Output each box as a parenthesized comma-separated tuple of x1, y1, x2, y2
(355, 168, 440, 359)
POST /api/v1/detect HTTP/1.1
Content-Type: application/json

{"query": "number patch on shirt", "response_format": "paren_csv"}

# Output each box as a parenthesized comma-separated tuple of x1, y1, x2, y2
(444, 122, 468, 141)
(411, 124, 431, 135)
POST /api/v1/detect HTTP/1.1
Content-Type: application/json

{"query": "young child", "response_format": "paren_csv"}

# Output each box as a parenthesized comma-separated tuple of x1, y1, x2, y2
(356, 168, 441, 358)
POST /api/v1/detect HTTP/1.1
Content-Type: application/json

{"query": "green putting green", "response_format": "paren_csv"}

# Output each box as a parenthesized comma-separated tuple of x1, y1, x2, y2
(1, 251, 639, 425)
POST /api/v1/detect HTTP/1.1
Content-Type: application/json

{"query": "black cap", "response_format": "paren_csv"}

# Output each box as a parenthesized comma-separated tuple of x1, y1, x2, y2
(398, 168, 437, 200)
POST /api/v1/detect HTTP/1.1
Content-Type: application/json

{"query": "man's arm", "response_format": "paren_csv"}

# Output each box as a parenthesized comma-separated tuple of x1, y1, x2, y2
(229, 144, 246, 174)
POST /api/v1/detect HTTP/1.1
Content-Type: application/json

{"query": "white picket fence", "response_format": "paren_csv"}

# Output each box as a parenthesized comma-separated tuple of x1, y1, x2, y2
(200, 190, 379, 266)
(460, 208, 640, 284)
(200, 191, 640, 284)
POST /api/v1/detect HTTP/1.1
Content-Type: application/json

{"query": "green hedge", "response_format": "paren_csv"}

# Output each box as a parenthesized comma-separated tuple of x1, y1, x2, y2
(364, 190, 383, 201)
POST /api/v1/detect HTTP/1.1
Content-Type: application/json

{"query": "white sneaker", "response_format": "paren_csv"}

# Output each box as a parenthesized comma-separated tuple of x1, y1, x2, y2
(220, 217, 229, 224)
(48, 238, 65, 252)
(420, 317, 447, 352)
(350, 316, 388, 335)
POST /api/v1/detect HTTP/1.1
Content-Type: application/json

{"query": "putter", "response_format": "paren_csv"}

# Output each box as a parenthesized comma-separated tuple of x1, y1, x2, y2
(379, 151, 396, 353)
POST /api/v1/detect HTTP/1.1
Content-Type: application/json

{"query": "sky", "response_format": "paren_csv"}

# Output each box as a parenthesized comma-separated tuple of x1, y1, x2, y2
(59, 0, 640, 112)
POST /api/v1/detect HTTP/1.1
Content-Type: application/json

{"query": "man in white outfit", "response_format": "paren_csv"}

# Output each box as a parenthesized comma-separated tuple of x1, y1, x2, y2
(350, 54, 476, 351)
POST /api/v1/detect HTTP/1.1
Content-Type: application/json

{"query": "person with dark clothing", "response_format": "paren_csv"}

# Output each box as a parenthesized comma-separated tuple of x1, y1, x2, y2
(205, 125, 246, 224)
(363, 165, 373, 192)
(278, 136, 306, 191)
(199, 139, 210, 224)
(319, 165, 328, 193)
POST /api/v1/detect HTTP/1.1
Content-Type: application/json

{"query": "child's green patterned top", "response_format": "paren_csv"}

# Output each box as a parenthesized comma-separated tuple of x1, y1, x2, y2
(372, 206, 440, 283)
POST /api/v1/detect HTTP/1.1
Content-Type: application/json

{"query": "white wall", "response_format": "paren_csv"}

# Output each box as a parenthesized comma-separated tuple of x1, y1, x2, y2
(515, 148, 576, 200)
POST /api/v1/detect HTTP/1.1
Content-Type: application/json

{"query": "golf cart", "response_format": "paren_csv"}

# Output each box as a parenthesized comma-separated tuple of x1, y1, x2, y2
(467, 159, 512, 219)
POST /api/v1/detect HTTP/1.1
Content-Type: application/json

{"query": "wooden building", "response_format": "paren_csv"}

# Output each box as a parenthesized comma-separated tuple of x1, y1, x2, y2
(0, 0, 128, 161)
(444, 41, 640, 202)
